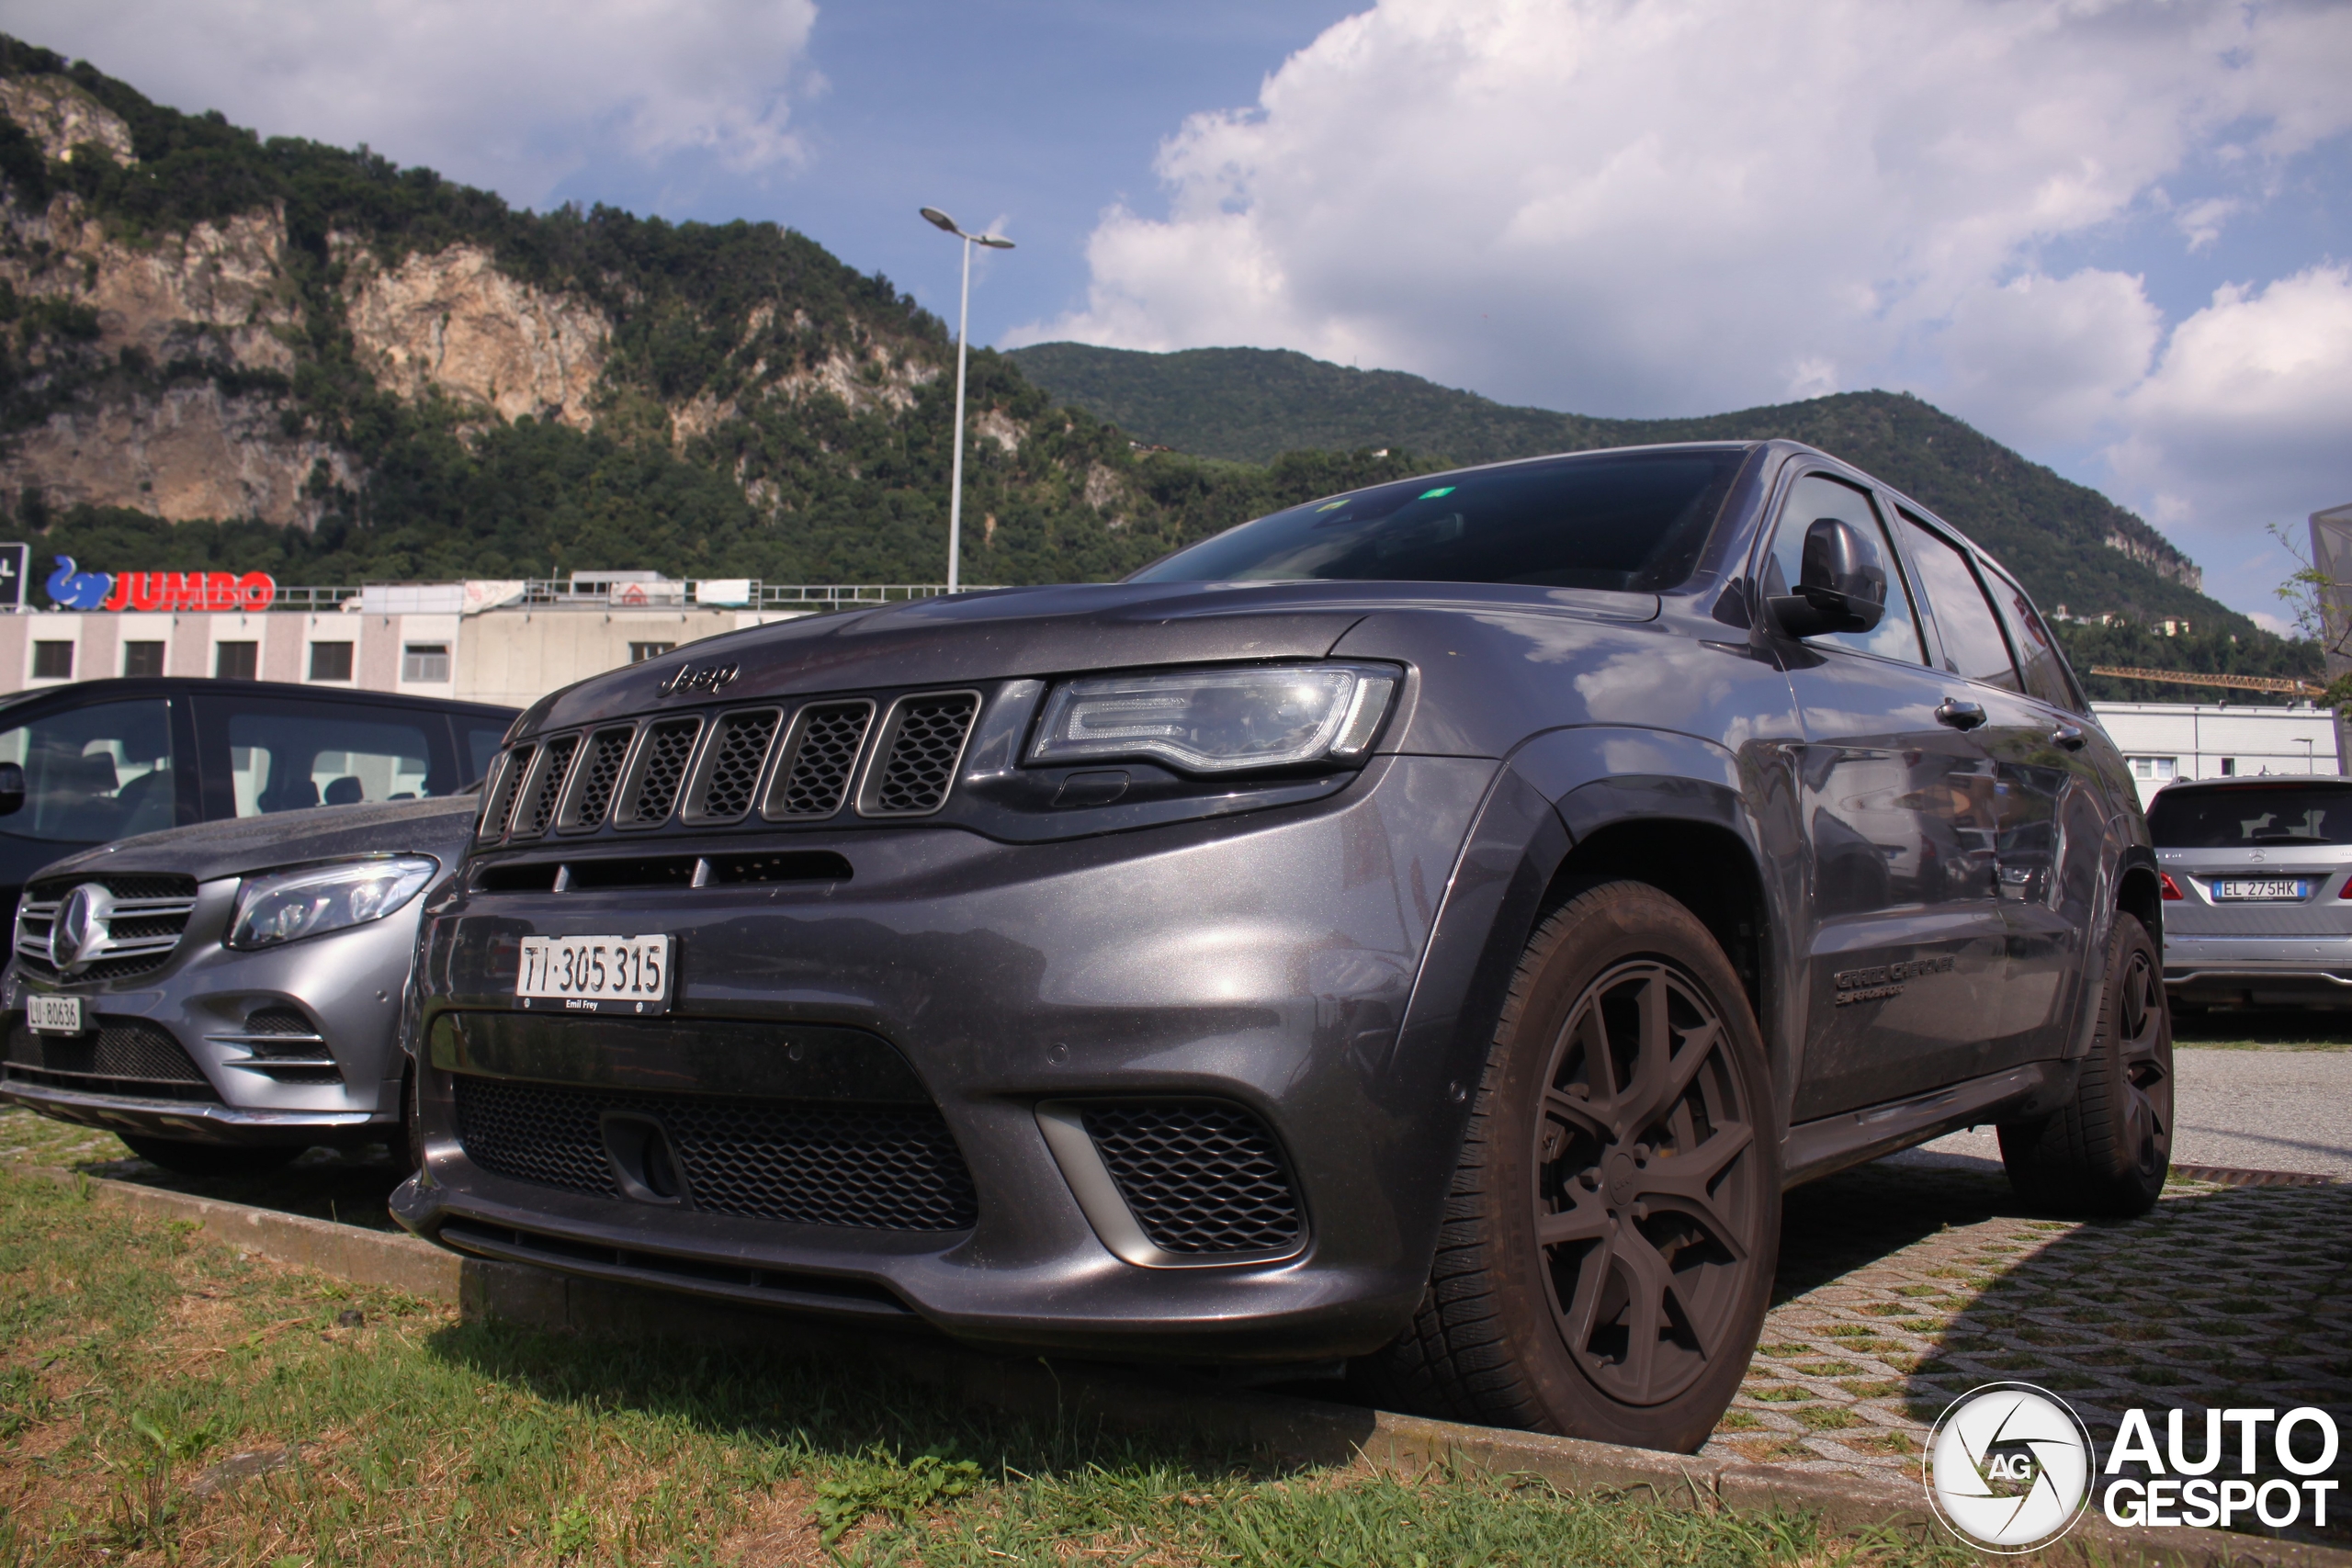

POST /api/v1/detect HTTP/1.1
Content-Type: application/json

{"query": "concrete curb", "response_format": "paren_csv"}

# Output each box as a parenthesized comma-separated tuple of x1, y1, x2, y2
(13, 1164, 2347, 1568)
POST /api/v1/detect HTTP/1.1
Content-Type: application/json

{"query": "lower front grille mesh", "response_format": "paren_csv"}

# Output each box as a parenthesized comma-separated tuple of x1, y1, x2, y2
(1081, 1102, 1303, 1255)
(5, 1020, 217, 1100)
(452, 1077, 978, 1232)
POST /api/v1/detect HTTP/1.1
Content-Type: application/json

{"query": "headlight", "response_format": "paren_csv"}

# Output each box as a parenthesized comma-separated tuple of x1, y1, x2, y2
(227, 856, 439, 951)
(1028, 663, 1398, 773)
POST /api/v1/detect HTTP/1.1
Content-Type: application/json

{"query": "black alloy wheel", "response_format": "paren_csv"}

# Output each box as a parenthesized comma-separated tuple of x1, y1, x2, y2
(2000, 911, 2172, 1216)
(1359, 880, 1780, 1450)
(1533, 959, 1764, 1407)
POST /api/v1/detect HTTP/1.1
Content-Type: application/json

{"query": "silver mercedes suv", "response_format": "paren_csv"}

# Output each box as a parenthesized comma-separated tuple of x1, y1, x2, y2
(2153, 775, 2352, 1010)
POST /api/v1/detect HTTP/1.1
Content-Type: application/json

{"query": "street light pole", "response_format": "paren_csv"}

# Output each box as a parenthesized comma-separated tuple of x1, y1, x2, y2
(920, 208, 1013, 594)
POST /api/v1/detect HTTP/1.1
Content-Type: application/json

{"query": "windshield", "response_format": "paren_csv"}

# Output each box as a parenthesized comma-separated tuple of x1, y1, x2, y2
(2148, 786, 2352, 848)
(1129, 448, 1747, 591)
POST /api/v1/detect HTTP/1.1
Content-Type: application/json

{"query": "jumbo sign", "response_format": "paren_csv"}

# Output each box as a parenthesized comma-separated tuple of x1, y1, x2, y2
(44, 557, 277, 612)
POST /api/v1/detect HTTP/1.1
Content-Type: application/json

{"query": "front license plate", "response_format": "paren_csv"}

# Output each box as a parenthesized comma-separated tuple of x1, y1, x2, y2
(2211, 879, 2309, 901)
(515, 935, 673, 1014)
(26, 994, 85, 1034)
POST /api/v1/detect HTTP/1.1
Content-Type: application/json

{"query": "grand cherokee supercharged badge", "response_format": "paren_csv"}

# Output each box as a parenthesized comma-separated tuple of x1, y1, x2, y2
(1833, 954, 1955, 1005)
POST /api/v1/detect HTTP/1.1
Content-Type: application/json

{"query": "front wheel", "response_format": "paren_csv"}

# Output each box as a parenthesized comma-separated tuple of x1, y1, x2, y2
(1999, 911, 2172, 1216)
(1359, 880, 1781, 1450)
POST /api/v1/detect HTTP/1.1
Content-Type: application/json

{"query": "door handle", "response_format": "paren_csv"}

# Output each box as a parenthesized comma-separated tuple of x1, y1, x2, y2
(1935, 697, 1987, 731)
(2051, 721, 2086, 750)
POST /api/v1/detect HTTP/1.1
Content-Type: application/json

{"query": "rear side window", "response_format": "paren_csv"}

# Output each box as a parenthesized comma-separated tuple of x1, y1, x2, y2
(221, 705, 442, 814)
(1129, 448, 1746, 592)
(1983, 567, 2081, 712)
(462, 722, 508, 786)
(0, 699, 176, 843)
(1896, 513, 2020, 692)
(2149, 788, 2352, 847)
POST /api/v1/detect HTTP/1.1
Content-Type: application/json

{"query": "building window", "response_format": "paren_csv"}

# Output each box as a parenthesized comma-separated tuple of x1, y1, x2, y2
(31, 641, 73, 680)
(2127, 757, 2177, 783)
(215, 641, 259, 681)
(310, 642, 354, 682)
(2220, 757, 2236, 776)
(401, 643, 450, 683)
(122, 641, 165, 678)
(628, 642, 678, 663)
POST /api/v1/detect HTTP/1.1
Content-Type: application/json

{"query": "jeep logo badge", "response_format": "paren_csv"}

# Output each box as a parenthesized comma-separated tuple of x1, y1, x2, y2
(655, 662, 739, 698)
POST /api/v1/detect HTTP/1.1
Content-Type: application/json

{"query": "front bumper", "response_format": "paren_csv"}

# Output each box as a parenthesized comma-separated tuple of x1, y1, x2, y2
(2, 878, 420, 1145)
(400, 753, 1498, 1361)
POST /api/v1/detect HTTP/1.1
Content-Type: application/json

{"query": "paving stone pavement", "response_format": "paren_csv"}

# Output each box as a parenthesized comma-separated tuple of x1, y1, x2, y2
(1702, 1157, 2352, 1542)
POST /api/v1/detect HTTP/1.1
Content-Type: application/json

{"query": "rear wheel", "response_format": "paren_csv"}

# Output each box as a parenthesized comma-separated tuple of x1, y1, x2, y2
(119, 1135, 300, 1179)
(1999, 912, 2171, 1216)
(1360, 880, 1780, 1450)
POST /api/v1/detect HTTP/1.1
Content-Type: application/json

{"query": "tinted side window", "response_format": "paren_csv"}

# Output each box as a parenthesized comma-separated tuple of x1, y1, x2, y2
(0, 699, 177, 843)
(223, 706, 441, 814)
(1896, 513, 2020, 692)
(1760, 474, 1925, 663)
(1983, 567, 2080, 712)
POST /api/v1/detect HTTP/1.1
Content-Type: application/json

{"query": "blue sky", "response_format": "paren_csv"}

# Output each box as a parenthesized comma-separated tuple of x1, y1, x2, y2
(8, 0, 2350, 626)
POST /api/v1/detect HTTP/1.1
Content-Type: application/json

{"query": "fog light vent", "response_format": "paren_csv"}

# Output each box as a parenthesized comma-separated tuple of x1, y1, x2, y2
(1080, 1102, 1303, 1256)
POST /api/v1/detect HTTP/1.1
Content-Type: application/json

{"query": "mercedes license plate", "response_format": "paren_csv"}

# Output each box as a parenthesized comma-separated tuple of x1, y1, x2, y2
(515, 935, 672, 1014)
(2211, 878, 2308, 901)
(25, 994, 85, 1034)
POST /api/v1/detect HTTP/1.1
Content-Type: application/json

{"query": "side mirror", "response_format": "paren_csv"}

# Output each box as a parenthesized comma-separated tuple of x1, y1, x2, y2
(1769, 518, 1887, 637)
(0, 761, 22, 817)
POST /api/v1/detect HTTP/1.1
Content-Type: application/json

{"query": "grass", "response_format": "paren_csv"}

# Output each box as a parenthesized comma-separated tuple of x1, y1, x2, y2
(0, 1166, 1982, 1568)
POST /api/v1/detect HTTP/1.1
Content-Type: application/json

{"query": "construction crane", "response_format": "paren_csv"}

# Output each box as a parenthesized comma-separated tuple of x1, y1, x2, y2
(2089, 664, 2328, 699)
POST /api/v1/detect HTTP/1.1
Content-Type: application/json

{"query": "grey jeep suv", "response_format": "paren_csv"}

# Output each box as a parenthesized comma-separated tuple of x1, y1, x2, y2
(394, 441, 2165, 1451)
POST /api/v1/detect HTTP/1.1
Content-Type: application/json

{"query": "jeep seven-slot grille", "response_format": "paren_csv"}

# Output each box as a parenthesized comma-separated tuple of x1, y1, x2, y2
(768, 703, 873, 818)
(616, 719, 701, 827)
(864, 694, 979, 816)
(6, 1019, 218, 1101)
(480, 743, 535, 840)
(515, 733, 579, 837)
(14, 875, 201, 983)
(1080, 1102, 1303, 1256)
(452, 1077, 978, 1232)
(563, 727, 636, 830)
(685, 709, 780, 822)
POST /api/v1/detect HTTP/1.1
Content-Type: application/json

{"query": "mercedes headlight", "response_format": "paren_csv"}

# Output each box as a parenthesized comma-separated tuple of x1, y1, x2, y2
(228, 856, 440, 950)
(1028, 663, 1398, 773)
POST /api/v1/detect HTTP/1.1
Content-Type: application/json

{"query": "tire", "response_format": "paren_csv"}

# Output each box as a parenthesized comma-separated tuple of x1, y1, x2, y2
(1998, 911, 2172, 1217)
(119, 1135, 301, 1179)
(1358, 879, 1781, 1450)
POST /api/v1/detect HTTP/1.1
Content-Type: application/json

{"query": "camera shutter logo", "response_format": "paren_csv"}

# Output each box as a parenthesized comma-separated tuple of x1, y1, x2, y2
(1925, 1383, 2095, 1551)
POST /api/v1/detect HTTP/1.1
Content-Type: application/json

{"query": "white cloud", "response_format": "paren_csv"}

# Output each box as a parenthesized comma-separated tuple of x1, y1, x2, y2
(10, 0, 821, 205)
(1015, 0, 2352, 620)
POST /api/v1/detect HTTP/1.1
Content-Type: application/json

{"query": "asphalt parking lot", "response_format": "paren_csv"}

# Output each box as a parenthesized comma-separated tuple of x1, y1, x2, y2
(4, 1012, 2346, 1537)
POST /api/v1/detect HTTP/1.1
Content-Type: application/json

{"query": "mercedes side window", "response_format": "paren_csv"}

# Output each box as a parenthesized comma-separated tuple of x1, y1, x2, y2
(1984, 565, 2083, 713)
(1896, 513, 2022, 692)
(1759, 474, 1925, 662)
(225, 707, 438, 815)
(0, 699, 177, 842)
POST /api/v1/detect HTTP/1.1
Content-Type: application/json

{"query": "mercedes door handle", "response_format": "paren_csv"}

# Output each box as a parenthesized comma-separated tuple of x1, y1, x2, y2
(1935, 697, 1987, 731)
(2051, 721, 2086, 750)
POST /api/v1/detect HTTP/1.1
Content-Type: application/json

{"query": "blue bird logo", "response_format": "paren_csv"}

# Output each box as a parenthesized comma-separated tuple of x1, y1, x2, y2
(44, 557, 112, 611)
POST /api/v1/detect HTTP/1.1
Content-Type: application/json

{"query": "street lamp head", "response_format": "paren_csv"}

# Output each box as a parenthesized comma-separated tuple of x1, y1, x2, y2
(975, 234, 1015, 250)
(919, 207, 960, 234)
